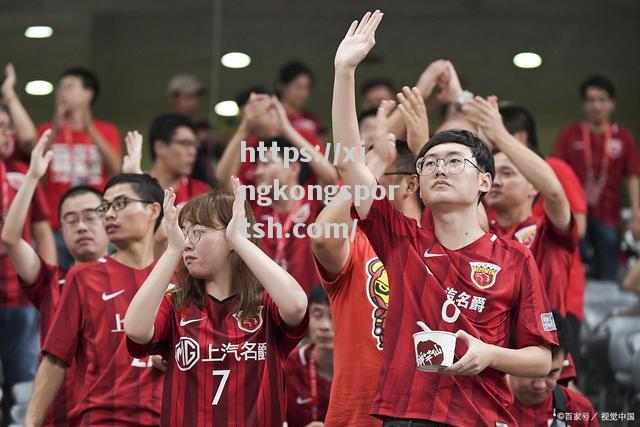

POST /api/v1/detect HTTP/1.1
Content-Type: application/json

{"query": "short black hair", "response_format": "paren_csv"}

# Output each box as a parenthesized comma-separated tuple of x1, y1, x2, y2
(360, 78, 394, 97)
(417, 130, 495, 201)
(149, 114, 196, 161)
(256, 136, 311, 184)
(103, 174, 164, 231)
(277, 61, 315, 87)
(358, 107, 379, 126)
(235, 85, 270, 108)
(57, 186, 103, 222)
(309, 284, 329, 306)
(580, 75, 616, 100)
(60, 67, 100, 106)
(551, 311, 572, 359)
(391, 140, 417, 174)
(499, 104, 539, 149)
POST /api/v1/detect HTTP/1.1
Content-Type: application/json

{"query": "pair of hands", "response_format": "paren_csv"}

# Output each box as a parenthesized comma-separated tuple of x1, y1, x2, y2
(1, 63, 18, 103)
(163, 176, 248, 252)
(241, 93, 293, 136)
(27, 128, 143, 179)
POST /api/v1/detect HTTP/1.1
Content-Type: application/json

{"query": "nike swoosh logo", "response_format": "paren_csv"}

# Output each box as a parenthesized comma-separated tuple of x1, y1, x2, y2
(296, 396, 312, 405)
(101, 289, 125, 301)
(180, 317, 205, 327)
(423, 249, 446, 258)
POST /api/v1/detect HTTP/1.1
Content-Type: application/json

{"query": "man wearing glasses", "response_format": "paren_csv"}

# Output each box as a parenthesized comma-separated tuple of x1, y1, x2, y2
(26, 173, 165, 426)
(2, 130, 110, 426)
(333, 10, 556, 426)
(147, 114, 210, 208)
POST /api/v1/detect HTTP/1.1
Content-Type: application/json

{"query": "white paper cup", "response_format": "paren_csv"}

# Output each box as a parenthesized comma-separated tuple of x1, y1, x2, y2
(413, 330, 456, 372)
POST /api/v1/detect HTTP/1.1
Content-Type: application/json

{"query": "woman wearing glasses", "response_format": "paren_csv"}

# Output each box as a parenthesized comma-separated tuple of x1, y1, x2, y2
(124, 176, 308, 427)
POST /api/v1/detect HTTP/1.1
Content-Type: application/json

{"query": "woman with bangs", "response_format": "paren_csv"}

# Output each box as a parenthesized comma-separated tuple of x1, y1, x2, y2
(124, 176, 309, 427)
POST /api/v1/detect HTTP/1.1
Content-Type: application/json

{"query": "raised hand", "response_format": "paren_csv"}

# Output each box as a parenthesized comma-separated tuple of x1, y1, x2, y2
(163, 188, 185, 252)
(122, 131, 143, 174)
(270, 96, 294, 135)
(436, 61, 464, 104)
(334, 10, 384, 70)
(415, 60, 449, 99)
(225, 176, 248, 247)
(1, 63, 17, 103)
(461, 96, 505, 142)
(398, 86, 429, 151)
(369, 99, 397, 166)
(26, 130, 53, 179)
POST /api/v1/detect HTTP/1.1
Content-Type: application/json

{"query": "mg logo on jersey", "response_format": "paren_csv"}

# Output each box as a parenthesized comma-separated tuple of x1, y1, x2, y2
(514, 224, 537, 247)
(232, 305, 263, 333)
(469, 262, 502, 289)
(175, 337, 200, 371)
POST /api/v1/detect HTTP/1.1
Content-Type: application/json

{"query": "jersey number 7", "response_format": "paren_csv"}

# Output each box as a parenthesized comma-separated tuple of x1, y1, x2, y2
(212, 369, 230, 405)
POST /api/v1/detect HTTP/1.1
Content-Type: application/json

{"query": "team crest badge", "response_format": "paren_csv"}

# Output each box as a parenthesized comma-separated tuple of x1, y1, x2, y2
(469, 262, 502, 289)
(233, 305, 263, 333)
(606, 138, 622, 159)
(514, 224, 537, 247)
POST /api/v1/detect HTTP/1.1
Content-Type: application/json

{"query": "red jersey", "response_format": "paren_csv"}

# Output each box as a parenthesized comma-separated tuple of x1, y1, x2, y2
(252, 197, 324, 294)
(238, 130, 325, 187)
(37, 120, 122, 229)
(552, 122, 640, 227)
(284, 343, 332, 427)
(313, 228, 384, 426)
(19, 257, 71, 426)
(172, 176, 210, 208)
(533, 158, 587, 322)
(508, 386, 599, 426)
(0, 159, 51, 308)
(490, 213, 577, 315)
(42, 256, 163, 426)
(288, 111, 324, 137)
(353, 197, 558, 426)
(127, 292, 308, 427)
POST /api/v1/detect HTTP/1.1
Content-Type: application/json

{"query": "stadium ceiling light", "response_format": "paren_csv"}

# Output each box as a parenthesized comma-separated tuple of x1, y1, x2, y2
(513, 52, 542, 69)
(25, 80, 54, 95)
(214, 100, 239, 117)
(24, 26, 54, 39)
(221, 52, 251, 69)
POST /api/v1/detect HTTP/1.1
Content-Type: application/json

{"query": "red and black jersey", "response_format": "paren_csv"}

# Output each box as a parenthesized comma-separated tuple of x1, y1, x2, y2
(19, 257, 70, 426)
(42, 256, 163, 426)
(352, 197, 558, 426)
(508, 385, 600, 426)
(127, 291, 308, 427)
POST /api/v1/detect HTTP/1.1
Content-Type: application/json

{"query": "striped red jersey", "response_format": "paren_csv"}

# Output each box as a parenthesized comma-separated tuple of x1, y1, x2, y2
(352, 197, 558, 426)
(127, 292, 308, 427)
(42, 256, 163, 426)
(19, 257, 70, 426)
(489, 212, 577, 315)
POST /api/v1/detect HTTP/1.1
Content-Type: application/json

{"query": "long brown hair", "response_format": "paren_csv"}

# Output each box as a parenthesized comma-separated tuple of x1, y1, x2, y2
(174, 190, 263, 319)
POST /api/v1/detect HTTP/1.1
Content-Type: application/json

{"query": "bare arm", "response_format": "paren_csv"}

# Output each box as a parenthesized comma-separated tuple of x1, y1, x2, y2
(333, 11, 384, 219)
(125, 189, 183, 344)
(310, 194, 353, 279)
(627, 175, 640, 239)
(575, 212, 587, 239)
(23, 355, 66, 427)
(272, 97, 338, 186)
(228, 177, 307, 327)
(215, 122, 249, 191)
(0, 131, 53, 283)
(463, 97, 571, 232)
(32, 221, 56, 265)
(2, 63, 37, 152)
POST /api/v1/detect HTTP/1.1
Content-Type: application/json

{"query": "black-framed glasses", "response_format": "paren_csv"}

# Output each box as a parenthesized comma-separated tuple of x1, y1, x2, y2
(182, 224, 224, 245)
(416, 154, 483, 176)
(95, 196, 153, 217)
(61, 209, 100, 227)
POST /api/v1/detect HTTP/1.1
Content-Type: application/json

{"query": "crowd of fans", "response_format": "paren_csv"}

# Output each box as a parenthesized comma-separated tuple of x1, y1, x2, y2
(0, 8, 638, 427)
